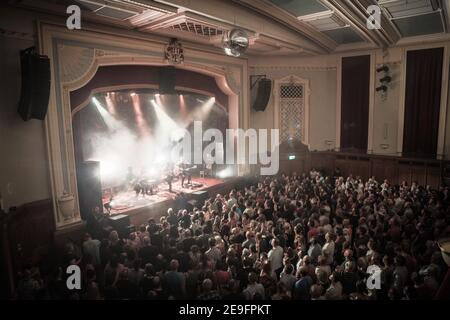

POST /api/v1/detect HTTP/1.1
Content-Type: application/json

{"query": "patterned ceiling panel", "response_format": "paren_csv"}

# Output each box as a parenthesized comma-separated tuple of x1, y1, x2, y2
(268, 0, 329, 17)
(322, 26, 364, 44)
(393, 11, 444, 37)
(379, 0, 434, 18)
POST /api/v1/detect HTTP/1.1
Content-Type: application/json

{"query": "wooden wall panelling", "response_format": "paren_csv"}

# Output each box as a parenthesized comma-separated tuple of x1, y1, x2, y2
(371, 158, 397, 183)
(307, 152, 447, 188)
(410, 163, 427, 186)
(6, 199, 54, 279)
(398, 162, 412, 185)
(425, 163, 441, 189)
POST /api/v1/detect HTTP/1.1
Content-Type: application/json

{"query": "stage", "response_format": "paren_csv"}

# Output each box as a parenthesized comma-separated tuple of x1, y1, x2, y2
(101, 177, 231, 225)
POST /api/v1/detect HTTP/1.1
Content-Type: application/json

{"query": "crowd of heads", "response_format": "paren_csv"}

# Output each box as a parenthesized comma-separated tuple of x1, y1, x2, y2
(15, 169, 450, 300)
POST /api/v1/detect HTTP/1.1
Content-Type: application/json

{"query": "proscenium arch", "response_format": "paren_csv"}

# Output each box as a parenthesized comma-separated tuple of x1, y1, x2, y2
(39, 22, 247, 228)
(64, 58, 239, 129)
(71, 84, 229, 117)
(63, 56, 238, 96)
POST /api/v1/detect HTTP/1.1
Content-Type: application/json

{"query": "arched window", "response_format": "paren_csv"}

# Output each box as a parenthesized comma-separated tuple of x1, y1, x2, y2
(274, 75, 310, 146)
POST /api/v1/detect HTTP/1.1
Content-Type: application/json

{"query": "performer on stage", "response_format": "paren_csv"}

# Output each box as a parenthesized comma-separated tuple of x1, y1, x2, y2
(126, 166, 135, 184)
(164, 163, 175, 192)
(166, 172, 174, 192)
(180, 163, 192, 188)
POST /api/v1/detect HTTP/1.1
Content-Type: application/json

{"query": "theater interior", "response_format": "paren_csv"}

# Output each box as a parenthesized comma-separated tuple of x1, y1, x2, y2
(0, 0, 450, 302)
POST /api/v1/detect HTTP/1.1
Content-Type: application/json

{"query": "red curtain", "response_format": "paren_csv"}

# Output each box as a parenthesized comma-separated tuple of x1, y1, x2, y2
(403, 47, 443, 158)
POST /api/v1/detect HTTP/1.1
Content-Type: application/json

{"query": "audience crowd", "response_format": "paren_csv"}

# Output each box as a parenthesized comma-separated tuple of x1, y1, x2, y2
(14, 170, 450, 300)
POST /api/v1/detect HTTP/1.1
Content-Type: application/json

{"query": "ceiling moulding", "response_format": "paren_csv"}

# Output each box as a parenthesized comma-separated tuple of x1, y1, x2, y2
(76, 0, 141, 14)
(298, 10, 335, 22)
(298, 10, 348, 31)
(76, 0, 178, 26)
(14, 0, 137, 29)
(352, 0, 401, 40)
(250, 33, 314, 55)
(443, 0, 450, 32)
(334, 41, 378, 53)
(127, 9, 170, 27)
(232, 0, 337, 53)
(250, 65, 337, 71)
(137, 11, 255, 37)
(325, 0, 400, 47)
(77, 0, 177, 13)
(396, 32, 450, 46)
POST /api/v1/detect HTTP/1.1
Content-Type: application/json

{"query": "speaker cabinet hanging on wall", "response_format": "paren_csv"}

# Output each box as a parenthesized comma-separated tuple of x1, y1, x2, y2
(252, 78, 272, 111)
(159, 66, 177, 94)
(18, 47, 51, 121)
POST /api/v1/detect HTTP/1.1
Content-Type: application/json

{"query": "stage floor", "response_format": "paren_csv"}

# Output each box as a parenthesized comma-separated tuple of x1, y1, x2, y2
(103, 177, 223, 215)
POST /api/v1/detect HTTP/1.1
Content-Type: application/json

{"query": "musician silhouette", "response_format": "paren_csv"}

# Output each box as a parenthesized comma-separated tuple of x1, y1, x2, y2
(164, 163, 175, 193)
(166, 171, 174, 192)
(126, 166, 135, 183)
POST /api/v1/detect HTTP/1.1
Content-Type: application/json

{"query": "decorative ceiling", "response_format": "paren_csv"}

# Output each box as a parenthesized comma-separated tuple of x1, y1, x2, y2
(264, 0, 448, 45)
(6, 0, 450, 56)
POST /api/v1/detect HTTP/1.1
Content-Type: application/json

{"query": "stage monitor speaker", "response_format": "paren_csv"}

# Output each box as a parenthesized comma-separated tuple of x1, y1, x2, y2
(159, 66, 176, 94)
(108, 214, 132, 238)
(252, 78, 272, 112)
(191, 190, 209, 206)
(18, 47, 51, 121)
(76, 161, 103, 220)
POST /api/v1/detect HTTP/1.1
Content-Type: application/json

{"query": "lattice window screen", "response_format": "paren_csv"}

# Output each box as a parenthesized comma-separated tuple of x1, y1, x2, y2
(279, 84, 304, 143)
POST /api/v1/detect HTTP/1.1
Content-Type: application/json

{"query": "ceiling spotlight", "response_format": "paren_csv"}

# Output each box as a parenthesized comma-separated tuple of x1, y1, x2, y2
(223, 29, 249, 57)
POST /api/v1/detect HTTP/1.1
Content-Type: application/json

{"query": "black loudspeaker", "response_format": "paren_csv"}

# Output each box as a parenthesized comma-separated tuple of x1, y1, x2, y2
(18, 47, 51, 121)
(76, 161, 103, 220)
(108, 214, 132, 238)
(190, 190, 208, 206)
(159, 66, 176, 94)
(252, 78, 272, 111)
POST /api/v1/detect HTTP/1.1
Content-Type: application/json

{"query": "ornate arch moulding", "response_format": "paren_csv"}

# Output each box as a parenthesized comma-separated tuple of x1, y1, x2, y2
(273, 75, 311, 148)
(71, 84, 229, 117)
(38, 22, 247, 230)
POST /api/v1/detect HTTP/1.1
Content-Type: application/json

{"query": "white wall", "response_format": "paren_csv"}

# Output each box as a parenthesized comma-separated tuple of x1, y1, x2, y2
(249, 43, 450, 158)
(0, 7, 52, 210)
(249, 55, 337, 151)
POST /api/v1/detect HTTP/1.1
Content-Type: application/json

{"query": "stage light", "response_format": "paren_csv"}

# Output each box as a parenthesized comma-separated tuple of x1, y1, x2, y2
(189, 97, 216, 122)
(130, 92, 137, 97)
(155, 153, 167, 164)
(155, 93, 162, 105)
(288, 155, 296, 160)
(92, 97, 122, 131)
(151, 98, 185, 142)
(131, 93, 150, 136)
(105, 93, 116, 116)
(217, 167, 233, 179)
